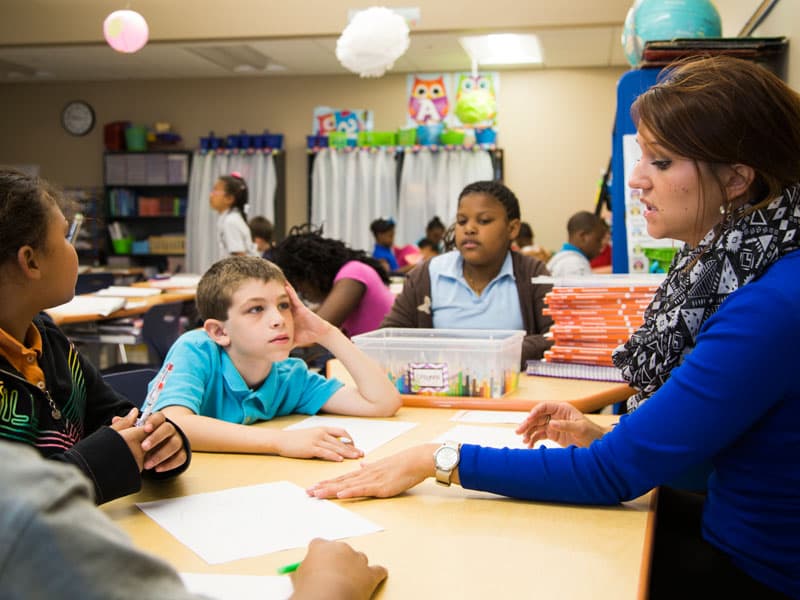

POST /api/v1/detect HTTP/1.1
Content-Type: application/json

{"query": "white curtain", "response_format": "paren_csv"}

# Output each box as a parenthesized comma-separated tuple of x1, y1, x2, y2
(186, 150, 278, 274)
(310, 148, 397, 252)
(395, 148, 494, 246)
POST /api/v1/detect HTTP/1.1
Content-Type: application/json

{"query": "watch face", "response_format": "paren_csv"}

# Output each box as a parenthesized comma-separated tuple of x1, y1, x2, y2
(62, 101, 95, 136)
(436, 446, 459, 470)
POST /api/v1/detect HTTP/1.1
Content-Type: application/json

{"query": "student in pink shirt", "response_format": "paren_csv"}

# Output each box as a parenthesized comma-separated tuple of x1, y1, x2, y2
(271, 225, 394, 338)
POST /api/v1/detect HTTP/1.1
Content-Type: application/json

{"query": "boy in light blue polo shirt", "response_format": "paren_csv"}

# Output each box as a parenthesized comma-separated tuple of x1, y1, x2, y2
(151, 256, 401, 461)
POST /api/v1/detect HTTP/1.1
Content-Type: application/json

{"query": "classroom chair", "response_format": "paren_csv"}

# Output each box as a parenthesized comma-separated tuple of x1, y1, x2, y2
(102, 367, 160, 406)
(75, 271, 115, 295)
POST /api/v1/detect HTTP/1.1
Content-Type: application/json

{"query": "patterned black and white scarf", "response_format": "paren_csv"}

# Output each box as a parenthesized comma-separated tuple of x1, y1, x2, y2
(613, 183, 800, 412)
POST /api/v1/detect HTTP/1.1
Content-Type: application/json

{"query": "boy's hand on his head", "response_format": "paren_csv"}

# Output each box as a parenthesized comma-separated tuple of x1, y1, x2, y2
(285, 284, 333, 347)
(274, 427, 364, 462)
(140, 412, 189, 472)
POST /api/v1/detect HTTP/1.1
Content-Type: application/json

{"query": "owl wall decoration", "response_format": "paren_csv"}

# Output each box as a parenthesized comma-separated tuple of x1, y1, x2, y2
(408, 76, 449, 125)
(316, 112, 336, 135)
(454, 74, 497, 127)
(335, 110, 362, 134)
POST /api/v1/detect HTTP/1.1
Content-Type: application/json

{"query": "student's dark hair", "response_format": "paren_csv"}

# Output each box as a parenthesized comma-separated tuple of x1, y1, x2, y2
(417, 237, 438, 252)
(370, 218, 395, 236)
(197, 255, 286, 321)
(567, 211, 604, 236)
(248, 215, 273, 242)
(217, 174, 249, 217)
(425, 216, 445, 233)
(632, 55, 800, 215)
(517, 221, 534, 241)
(271, 224, 391, 293)
(458, 180, 521, 220)
(0, 167, 63, 264)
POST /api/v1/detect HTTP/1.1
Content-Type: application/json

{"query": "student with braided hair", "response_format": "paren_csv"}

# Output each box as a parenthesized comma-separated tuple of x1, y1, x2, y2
(271, 225, 394, 338)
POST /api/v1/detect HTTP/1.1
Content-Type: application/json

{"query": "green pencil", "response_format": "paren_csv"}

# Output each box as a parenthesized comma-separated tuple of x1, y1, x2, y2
(276, 560, 302, 574)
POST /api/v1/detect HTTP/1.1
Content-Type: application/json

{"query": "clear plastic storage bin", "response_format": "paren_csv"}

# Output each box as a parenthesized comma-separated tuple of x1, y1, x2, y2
(352, 328, 524, 398)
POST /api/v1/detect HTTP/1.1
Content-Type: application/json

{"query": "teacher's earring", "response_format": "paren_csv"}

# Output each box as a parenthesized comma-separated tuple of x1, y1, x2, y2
(719, 204, 726, 215)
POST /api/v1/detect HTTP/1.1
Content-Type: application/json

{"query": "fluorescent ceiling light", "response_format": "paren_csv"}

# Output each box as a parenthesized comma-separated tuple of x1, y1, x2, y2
(459, 33, 542, 65)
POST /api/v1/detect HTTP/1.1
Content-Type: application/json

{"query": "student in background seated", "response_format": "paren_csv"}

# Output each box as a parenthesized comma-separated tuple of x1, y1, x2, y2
(210, 172, 257, 258)
(369, 218, 418, 274)
(307, 56, 800, 599)
(514, 221, 552, 263)
(417, 237, 440, 262)
(249, 215, 275, 260)
(272, 225, 395, 338)
(369, 217, 399, 273)
(546, 211, 607, 277)
(0, 441, 387, 600)
(0, 167, 190, 504)
(152, 256, 401, 460)
(382, 180, 553, 365)
(419, 216, 446, 253)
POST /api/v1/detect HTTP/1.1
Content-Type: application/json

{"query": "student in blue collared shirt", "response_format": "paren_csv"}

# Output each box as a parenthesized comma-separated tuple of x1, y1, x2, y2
(150, 256, 401, 461)
(382, 180, 553, 365)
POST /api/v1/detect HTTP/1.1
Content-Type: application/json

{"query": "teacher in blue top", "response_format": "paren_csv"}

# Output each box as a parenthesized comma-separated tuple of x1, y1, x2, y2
(307, 56, 800, 599)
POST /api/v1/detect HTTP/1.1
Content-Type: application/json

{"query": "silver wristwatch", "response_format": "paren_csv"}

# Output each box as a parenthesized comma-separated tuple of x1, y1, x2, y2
(433, 441, 461, 486)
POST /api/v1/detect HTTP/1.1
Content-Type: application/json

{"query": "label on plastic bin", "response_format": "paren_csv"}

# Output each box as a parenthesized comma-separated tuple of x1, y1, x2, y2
(409, 362, 448, 393)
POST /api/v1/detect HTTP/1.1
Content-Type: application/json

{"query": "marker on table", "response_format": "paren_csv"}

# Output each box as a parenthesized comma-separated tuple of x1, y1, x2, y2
(136, 363, 174, 427)
(276, 560, 301, 575)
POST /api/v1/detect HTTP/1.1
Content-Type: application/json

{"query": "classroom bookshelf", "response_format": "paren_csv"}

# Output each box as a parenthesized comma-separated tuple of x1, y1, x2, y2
(103, 151, 191, 272)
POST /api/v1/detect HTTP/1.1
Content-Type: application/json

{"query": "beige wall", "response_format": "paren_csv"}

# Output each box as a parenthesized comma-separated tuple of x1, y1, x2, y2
(0, 67, 624, 252)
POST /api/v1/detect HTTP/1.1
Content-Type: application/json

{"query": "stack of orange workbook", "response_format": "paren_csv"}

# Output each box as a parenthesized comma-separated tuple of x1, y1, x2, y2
(539, 275, 663, 368)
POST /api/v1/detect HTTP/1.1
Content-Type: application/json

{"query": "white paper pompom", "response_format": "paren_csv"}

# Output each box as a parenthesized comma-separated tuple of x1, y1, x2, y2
(336, 7, 410, 78)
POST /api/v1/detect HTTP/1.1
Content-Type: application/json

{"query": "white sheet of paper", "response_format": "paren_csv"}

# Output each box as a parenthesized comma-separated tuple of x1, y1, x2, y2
(179, 573, 292, 600)
(451, 410, 530, 424)
(285, 416, 417, 455)
(46, 295, 126, 317)
(95, 285, 163, 297)
(137, 481, 382, 564)
(434, 424, 561, 450)
(148, 274, 202, 288)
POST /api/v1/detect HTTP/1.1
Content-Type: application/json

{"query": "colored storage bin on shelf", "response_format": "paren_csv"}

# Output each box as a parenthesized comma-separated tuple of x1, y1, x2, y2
(372, 131, 397, 146)
(396, 128, 417, 146)
(306, 134, 328, 149)
(328, 132, 349, 148)
(111, 237, 134, 254)
(416, 123, 443, 146)
(124, 126, 148, 152)
(440, 130, 465, 145)
(131, 240, 150, 254)
(475, 127, 497, 144)
(264, 133, 284, 149)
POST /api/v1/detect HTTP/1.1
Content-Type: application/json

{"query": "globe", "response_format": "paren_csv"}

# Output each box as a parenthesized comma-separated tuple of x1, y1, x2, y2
(621, 0, 722, 67)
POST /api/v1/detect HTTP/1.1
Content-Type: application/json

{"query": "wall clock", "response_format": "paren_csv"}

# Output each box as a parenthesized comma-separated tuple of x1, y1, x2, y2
(61, 100, 96, 136)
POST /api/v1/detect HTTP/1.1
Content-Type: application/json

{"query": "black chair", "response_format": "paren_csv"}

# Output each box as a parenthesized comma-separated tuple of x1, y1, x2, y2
(102, 367, 160, 405)
(100, 301, 186, 371)
(75, 272, 115, 295)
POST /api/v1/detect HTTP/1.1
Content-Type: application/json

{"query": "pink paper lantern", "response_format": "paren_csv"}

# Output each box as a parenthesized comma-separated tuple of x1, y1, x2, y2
(103, 9, 149, 53)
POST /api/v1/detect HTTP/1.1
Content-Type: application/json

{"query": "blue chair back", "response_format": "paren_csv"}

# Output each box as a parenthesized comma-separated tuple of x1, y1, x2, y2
(102, 367, 159, 406)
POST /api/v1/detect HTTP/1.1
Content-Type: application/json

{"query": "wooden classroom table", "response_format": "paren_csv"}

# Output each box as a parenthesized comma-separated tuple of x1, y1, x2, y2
(103, 408, 655, 599)
(45, 290, 196, 326)
(327, 358, 634, 413)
